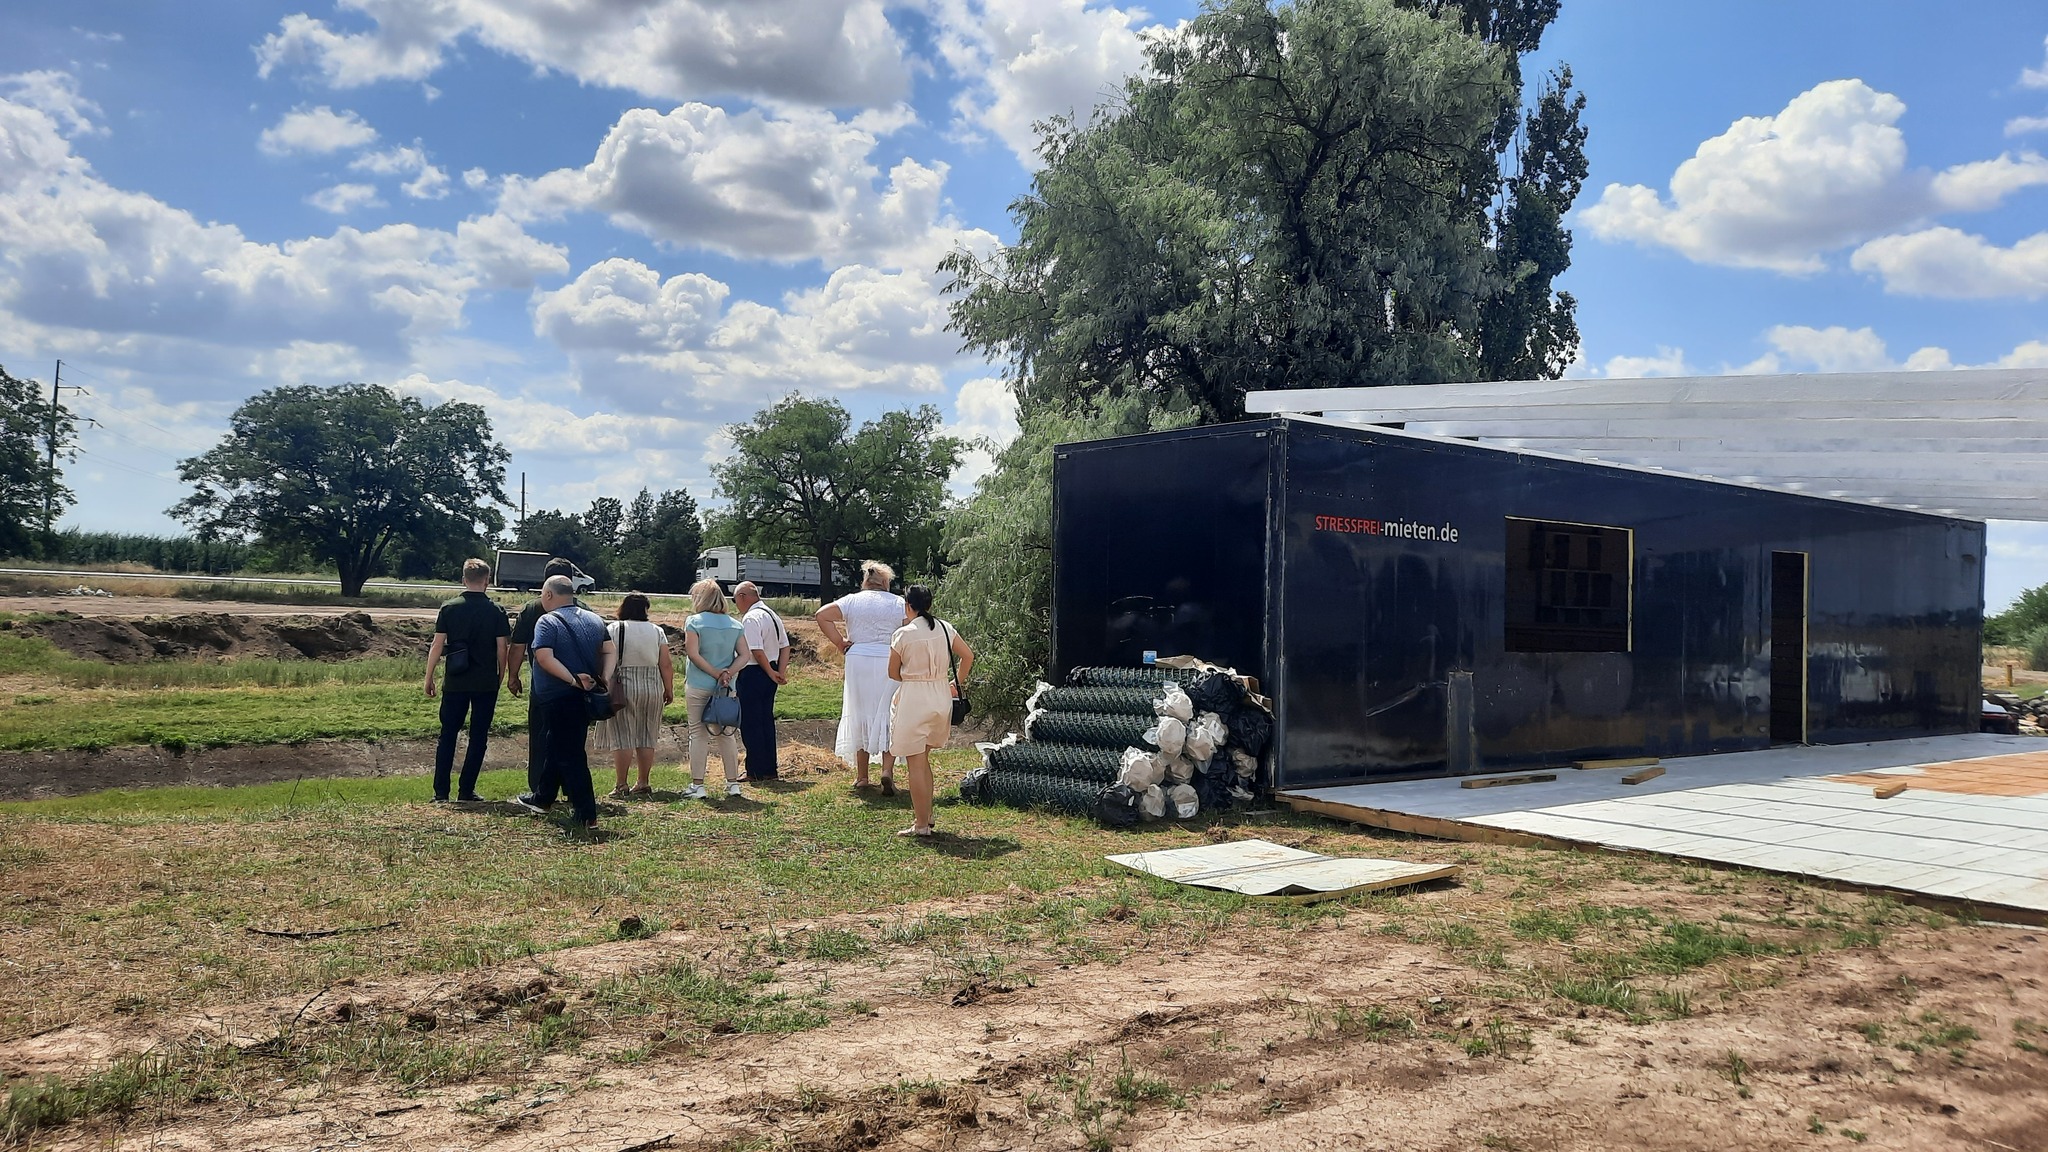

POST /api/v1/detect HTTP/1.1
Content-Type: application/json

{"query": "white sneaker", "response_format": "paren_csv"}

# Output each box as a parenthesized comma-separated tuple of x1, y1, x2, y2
(726, 782, 744, 798)
(681, 783, 707, 800)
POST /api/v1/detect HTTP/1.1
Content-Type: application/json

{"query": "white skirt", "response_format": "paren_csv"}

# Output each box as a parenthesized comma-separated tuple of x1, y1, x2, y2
(835, 650, 896, 761)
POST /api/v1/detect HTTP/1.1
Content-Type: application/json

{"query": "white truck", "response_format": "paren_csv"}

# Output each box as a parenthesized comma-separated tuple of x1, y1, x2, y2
(695, 547, 822, 598)
(494, 549, 596, 593)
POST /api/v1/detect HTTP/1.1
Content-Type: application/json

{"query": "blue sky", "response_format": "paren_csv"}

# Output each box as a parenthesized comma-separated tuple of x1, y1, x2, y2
(2, 1, 2045, 604)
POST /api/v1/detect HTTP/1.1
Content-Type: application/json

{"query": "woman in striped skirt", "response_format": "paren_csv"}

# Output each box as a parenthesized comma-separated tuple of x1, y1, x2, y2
(596, 592, 674, 796)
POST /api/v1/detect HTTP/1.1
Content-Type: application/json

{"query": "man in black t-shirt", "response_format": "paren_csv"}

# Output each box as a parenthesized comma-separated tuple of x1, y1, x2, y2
(505, 556, 579, 797)
(425, 558, 512, 801)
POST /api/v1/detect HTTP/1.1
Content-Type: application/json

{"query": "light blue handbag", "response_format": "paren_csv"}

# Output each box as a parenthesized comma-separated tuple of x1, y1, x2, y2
(702, 683, 742, 734)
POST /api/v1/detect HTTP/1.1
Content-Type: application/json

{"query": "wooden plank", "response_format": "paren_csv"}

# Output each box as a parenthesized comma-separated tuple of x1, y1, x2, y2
(1275, 794, 1558, 849)
(1574, 756, 1660, 771)
(1459, 772, 1557, 790)
(1874, 780, 1910, 799)
(1621, 766, 1666, 785)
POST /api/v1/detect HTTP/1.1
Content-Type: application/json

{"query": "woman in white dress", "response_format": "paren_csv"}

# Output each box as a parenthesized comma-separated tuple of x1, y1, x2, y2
(815, 560, 908, 792)
(595, 592, 673, 797)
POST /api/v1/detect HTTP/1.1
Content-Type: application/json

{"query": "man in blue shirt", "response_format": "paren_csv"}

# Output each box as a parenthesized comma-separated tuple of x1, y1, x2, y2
(513, 575, 616, 831)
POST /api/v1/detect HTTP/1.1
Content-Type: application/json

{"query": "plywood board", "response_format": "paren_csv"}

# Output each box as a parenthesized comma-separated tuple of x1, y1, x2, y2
(1105, 839, 1459, 903)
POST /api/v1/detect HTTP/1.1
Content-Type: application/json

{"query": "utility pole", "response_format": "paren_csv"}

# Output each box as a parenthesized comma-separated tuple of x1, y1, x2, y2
(519, 472, 527, 534)
(42, 360, 86, 550)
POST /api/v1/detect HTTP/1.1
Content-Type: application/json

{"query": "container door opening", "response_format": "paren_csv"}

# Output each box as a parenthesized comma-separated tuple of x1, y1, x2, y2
(1770, 551, 1809, 745)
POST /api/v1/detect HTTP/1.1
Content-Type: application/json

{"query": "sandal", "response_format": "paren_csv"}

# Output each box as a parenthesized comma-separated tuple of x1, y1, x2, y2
(895, 825, 935, 838)
(629, 785, 653, 797)
(879, 777, 897, 797)
(608, 787, 632, 800)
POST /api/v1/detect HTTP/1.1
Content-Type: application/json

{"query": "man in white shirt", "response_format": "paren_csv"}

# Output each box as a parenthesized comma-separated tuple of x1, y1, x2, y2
(733, 581, 791, 781)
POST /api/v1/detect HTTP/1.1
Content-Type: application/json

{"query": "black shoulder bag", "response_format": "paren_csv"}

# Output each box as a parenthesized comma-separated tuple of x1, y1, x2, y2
(942, 621, 970, 725)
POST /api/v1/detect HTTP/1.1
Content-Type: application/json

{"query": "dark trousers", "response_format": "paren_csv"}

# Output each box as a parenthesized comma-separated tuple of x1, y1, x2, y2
(434, 689, 498, 799)
(525, 692, 551, 796)
(531, 695, 597, 823)
(737, 662, 780, 779)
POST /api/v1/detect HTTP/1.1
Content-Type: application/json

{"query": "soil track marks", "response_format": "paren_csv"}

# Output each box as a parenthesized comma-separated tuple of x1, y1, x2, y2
(6, 899, 2043, 1151)
(14, 611, 433, 664)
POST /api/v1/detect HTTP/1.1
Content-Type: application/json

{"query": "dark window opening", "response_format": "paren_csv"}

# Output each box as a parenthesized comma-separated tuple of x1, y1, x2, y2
(1505, 518, 1632, 653)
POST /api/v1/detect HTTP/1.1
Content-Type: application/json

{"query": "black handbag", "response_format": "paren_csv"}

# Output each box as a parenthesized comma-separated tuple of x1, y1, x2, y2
(584, 685, 615, 722)
(943, 621, 970, 724)
(445, 641, 472, 677)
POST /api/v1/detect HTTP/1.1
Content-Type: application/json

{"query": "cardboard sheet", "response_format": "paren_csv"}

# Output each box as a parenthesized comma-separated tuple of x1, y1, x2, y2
(1106, 838, 1459, 903)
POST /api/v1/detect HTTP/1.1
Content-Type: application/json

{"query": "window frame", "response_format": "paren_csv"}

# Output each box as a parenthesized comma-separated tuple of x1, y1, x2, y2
(1503, 516, 1635, 654)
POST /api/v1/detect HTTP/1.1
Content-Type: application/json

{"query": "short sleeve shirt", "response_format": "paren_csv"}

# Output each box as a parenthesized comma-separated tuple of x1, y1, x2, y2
(434, 591, 510, 694)
(530, 604, 610, 704)
(510, 598, 546, 647)
(684, 612, 749, 691)
(742, 604, 788, 664)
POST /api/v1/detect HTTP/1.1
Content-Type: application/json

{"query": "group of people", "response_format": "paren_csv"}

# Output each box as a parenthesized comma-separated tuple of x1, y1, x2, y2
(420, 554, 972, 838)
(421, 556, 792, 831)
(816, 560, 975, 836)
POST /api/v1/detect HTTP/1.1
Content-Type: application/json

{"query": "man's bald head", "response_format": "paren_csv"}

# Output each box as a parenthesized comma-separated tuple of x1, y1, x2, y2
(540, 574, 577, 608)
(734, 581, 761, 607)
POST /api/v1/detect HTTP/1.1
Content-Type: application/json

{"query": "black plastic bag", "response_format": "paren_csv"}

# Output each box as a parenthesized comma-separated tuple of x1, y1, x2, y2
(1094, 783, 1143, 828)
(1228, 706, 1272, 757)
(1185, 670, 1242, 715)
(958, 766, 993, 804)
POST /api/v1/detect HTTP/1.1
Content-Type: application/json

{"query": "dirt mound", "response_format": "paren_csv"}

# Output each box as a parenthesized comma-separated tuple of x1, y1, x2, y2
(18, 611, 434, 664)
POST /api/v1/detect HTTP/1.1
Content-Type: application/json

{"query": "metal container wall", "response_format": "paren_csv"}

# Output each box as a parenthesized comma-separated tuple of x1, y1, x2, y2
(1052, 418, 1984, 792)
(1051, 424, 1275, 682)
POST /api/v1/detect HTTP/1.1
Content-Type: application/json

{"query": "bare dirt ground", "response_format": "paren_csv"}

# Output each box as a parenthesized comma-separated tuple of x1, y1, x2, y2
(0, 593, 442, 620)
(5, 880, 2043, 1152)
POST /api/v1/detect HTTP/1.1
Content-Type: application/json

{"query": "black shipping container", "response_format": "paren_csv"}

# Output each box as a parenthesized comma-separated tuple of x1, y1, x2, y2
(1052, 417, 1984, 792)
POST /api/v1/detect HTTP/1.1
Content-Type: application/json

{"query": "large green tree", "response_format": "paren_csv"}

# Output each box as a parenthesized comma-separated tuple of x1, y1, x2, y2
(171, 383, 508, 596)
(612, 488, 703, 593)
(715, 395, 961, 600)
(940, 396, 1199, 721)
(943, 0, 1587, 422)
(0, 364, 76, 558)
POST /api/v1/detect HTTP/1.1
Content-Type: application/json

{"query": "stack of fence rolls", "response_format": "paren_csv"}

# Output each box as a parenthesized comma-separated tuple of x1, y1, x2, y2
(961, 658, 1271, 826)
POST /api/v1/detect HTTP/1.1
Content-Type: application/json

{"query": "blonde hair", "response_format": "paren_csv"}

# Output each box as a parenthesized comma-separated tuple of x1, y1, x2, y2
(689, 579, 728, 615)
(860, 560, 894, 590)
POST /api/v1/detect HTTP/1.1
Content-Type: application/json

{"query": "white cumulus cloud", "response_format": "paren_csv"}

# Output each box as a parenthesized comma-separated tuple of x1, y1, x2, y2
(307, 181, 383, 214)
(2025, 36, 2048, 89)
(1850, 227, 2048, 299)
(932, 0, 1157, 166)
(501, 103, 953, 265)
(255, 0, 911, 108)
(532, 252, 992, 418)
(258, 105, 378, 156)
(0, 79, 567, 361)
(350, 143, 450, 199)
(1581, 80, 1924, 273)
(1, 71, 104, 137)
(1930, 151, 2048, 211)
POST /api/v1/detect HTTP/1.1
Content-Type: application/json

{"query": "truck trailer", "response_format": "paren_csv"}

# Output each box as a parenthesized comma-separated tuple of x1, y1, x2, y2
(695, 547, 822, 598)
(494, 550, 595, 593)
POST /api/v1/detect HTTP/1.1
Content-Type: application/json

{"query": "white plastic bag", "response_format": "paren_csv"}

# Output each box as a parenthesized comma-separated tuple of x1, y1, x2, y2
(1163, 754, 1194, 784)
(1184, 712, 1226, 762)
(1140, 784, 1166, 820)
(966, 729, 1015, 766)
(1025, 680, 1055, 714)
(1118, 747, 1165, 791)
(1168, 783, 1199, 819)
(1231, 748, 1258, 781)
(1142, 715, 1186, 758)
(1154, 682, 1194, 722)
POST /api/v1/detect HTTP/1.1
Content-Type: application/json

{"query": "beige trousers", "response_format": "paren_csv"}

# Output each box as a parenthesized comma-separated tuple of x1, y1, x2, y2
(684, 684, 741, 783)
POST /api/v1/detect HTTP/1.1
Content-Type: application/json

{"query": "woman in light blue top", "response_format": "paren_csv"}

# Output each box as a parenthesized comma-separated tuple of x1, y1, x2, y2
(682, 579, 750, 799)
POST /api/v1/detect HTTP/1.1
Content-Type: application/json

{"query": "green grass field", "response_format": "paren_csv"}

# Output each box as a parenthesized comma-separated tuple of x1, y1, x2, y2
(0, 626, 841, 751)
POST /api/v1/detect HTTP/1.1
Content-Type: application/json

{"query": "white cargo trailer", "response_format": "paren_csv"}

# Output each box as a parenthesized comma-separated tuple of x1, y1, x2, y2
(694, 547, 821, 597)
